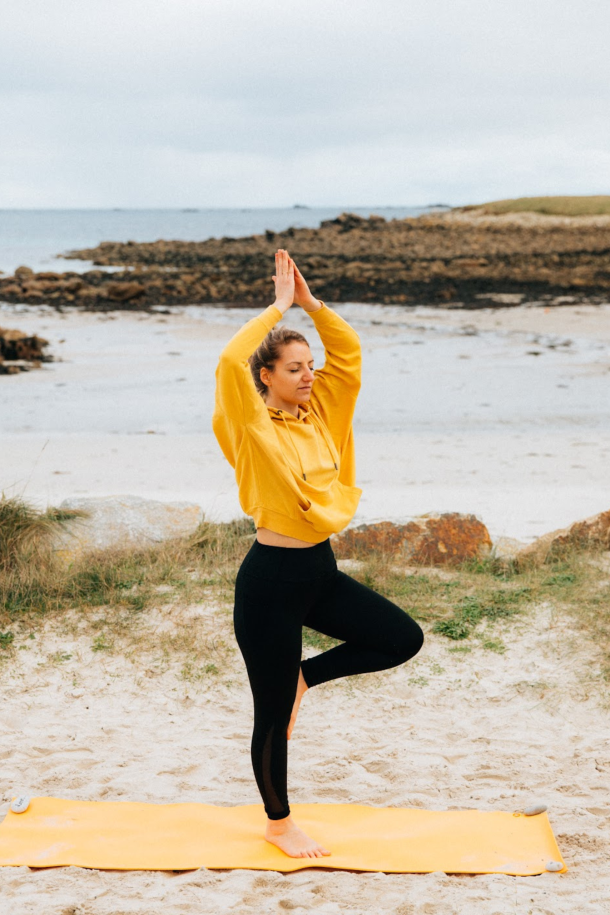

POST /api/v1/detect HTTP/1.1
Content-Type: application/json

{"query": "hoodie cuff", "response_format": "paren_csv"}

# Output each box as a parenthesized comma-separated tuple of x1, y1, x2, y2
(309, 300, 334, 323)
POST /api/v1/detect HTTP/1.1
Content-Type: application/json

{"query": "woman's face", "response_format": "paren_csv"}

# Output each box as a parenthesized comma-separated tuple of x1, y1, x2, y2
(261, 341, 315, 406)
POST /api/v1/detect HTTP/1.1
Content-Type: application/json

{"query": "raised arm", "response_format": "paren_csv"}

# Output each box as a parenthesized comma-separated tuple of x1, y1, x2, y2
(307, 303, 361, 450)
(213, 303, 284, 427)
(214, 249, 295, 428)
(291, 257, 361, 450)
(309, 303, 361, 398)
(212, 251, 295, 467)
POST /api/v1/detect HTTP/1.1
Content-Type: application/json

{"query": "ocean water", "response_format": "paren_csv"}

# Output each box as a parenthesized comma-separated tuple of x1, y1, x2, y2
(0, 206, 436, 277)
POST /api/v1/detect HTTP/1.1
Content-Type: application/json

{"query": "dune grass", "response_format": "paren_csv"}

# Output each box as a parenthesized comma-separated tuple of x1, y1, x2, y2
(1, 495, 608, 682)
(456, 195, 610, 217)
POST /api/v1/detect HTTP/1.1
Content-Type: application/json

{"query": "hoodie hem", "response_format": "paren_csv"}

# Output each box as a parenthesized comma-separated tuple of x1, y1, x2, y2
(250, 507, 333, 544)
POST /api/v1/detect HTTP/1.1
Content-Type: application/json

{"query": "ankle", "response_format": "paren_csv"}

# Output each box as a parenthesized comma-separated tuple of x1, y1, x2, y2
(266, 814, 293, 833)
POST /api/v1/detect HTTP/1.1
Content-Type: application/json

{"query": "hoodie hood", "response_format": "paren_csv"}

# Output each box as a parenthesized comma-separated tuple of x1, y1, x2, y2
(267, 401, 338, 482)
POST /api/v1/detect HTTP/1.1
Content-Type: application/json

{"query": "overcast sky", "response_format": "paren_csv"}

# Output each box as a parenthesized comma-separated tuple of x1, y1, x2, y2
(1, 0, 609, 208)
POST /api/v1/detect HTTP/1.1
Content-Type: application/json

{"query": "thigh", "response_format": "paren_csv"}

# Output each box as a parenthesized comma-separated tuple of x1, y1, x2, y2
(233, 568, 306, 713)
(304, 569, 422, 656)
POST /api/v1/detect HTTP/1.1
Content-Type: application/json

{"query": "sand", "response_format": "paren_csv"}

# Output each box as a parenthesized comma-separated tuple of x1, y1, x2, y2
(1, 566, 609, 913)
(1, 300, 610, 542)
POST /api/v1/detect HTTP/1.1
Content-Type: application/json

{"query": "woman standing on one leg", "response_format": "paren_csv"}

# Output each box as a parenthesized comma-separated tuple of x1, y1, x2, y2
(212, 250, 424, 859)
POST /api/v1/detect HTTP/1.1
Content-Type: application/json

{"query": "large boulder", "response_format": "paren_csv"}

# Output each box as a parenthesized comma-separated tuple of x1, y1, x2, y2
(516, 509, 610, 567)
(331, 513, 492, 566)
(51, 495, 204, 560)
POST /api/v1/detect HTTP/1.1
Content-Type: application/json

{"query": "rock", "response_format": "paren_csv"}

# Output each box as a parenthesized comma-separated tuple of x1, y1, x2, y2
(331, 514, 492, 566)
(51, 495, 204, 559)
(524, 804, 548, 816)
(491, 536, 529, 562)
(106, 281, 146, 302)
(14, 265, 34, 279)
(0, 327, 52, 373)
(62, 277, 84, 293)
(5, 210, 610, 310)
(516, 509, 610, 567)
(0, 360, 34, 374)
(320, 212, 370, 232)
(336, 558, 365, 574)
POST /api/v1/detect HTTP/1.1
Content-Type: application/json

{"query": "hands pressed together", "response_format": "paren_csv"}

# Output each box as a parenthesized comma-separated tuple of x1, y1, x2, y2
(272, 249, 321, 314)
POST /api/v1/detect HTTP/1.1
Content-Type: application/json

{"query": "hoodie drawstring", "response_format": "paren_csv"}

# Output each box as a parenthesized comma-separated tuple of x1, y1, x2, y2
(309, 411, 339, 474)
(274, 409, 337, 481)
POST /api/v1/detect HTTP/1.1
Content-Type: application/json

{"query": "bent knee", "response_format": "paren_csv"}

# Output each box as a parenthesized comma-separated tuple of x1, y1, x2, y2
(394, 619, 424, 664)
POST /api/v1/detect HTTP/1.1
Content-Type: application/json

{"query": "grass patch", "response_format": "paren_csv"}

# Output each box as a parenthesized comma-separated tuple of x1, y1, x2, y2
(91, 633, 113, 653)
(481, 639, 507, 654)
(457, 195, 610, 217)
(431, 588, 532, 641)
(0, 630, 15, 649)
(349, 546, 609, 675)
(1, 495, 609, 681)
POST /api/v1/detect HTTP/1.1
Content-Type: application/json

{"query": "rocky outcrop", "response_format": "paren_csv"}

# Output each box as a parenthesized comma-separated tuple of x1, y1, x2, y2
(51, 495, 204, 560)
(0, 326, 52, 374)
(2, 210, 610, 310)
(331, 514, 492, 566)
(515, 509, 610, 567)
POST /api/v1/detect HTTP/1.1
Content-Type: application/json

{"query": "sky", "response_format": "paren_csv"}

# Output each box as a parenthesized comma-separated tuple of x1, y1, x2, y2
(1, 0, 609, 208)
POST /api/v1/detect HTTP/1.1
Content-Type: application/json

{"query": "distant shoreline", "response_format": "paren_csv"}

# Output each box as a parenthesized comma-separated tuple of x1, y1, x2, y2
(1, 205, 610, 311)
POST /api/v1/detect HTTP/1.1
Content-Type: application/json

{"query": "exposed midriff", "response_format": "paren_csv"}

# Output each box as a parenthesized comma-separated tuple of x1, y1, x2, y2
(256, 527, 318, 548)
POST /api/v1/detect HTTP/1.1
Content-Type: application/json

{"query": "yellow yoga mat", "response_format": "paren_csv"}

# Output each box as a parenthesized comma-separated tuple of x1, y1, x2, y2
(0, 797, 566, 875)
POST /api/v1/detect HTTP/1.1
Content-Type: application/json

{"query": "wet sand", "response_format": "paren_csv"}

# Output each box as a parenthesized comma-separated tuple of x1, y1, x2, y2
(1, 300, 609, 541)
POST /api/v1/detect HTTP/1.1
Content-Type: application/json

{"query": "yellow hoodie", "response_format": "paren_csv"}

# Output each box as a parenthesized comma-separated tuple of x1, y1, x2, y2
(212, 301, 362, 543)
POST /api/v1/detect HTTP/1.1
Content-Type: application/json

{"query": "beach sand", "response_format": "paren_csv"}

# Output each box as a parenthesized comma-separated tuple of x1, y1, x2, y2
(1, 569, 609, 913)
(1, 300, 609, 542)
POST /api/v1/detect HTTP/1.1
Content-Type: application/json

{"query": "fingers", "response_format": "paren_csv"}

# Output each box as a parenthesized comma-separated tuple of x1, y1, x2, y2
(275, 249, 294, 276)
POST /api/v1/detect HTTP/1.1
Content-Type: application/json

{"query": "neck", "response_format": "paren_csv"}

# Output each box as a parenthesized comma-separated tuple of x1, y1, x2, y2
(265, 396, 300, 418)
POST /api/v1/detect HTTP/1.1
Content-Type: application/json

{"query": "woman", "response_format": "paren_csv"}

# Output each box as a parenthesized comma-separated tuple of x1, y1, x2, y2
(212, 249, 424, 859)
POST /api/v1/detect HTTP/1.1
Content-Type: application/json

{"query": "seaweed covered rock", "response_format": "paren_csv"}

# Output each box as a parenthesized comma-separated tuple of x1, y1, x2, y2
(0, 327, 52, 374)
(3, 210, 610, 310)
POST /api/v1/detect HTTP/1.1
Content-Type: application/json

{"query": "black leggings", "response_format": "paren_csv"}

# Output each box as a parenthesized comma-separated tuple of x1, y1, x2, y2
(233, 537, 424, 820)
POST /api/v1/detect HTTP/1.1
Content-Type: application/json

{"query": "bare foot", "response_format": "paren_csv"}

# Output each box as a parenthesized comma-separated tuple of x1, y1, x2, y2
(287, 667, 308, 740)
(265, 815, 331, 858)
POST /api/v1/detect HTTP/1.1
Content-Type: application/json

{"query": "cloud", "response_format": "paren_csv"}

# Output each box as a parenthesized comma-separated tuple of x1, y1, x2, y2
(1, 0, 609, 206)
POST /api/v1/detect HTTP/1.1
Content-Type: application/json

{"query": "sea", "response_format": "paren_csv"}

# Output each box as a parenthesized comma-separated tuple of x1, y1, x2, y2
(0, 206, 438, 276)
